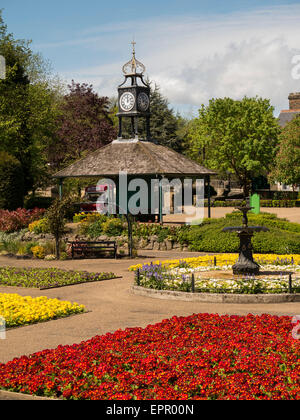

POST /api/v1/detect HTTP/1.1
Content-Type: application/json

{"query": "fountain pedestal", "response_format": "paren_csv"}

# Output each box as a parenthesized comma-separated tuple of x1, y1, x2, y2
(232, 230, 260, 275)
(223, 206, 269, 276)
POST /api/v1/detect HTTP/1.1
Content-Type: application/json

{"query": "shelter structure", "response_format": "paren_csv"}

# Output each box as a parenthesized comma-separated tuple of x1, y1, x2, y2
(53, 44, 216, 221)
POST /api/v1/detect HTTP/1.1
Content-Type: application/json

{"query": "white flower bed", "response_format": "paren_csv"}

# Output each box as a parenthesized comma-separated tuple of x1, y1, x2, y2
(158, 265, 300, 294)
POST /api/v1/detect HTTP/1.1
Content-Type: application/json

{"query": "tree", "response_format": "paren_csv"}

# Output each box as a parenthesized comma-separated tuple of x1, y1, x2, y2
(46, 197, 72, 260)
(0, 10, 62, 196)
(48, 81, 117, 170)
(148, 84, 183, 151)
(269, 115, 300, 189)
(185, 97, 281, 197)
(0, 151, 24, 210)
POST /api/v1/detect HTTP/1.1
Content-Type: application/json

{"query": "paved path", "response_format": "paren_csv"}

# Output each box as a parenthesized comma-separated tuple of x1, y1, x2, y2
(0, 252, 299, 364)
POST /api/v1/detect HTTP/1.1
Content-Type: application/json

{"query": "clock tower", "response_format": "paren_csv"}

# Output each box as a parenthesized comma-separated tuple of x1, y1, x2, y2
(117, 42, 151, 140)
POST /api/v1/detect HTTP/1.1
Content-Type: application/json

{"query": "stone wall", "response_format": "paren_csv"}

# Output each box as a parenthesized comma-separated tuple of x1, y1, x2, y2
(19, 231, 188, 254)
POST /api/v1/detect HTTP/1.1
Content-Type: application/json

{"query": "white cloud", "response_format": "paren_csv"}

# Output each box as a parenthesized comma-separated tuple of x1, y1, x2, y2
(57, 4, 300, 116)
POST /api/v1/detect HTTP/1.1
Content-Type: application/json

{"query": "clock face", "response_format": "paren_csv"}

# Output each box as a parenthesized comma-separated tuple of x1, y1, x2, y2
(120, 92, 135, 112)
(137, 92, 150, 112)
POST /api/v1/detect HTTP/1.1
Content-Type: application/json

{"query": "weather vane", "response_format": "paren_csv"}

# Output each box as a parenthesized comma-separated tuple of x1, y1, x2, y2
(122, 40, 146, 76)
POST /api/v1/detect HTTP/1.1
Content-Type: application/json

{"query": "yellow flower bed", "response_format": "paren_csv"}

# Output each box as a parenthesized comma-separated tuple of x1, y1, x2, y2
(129, 254, 300, 271)
(0, 293, 85, 328)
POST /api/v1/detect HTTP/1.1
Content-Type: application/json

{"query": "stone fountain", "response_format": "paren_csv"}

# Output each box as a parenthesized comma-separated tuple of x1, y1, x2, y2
(223, 206, 269, 275)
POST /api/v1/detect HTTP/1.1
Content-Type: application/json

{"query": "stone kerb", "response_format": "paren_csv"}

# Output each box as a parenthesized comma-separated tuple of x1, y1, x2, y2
(131, 286, 300, 304)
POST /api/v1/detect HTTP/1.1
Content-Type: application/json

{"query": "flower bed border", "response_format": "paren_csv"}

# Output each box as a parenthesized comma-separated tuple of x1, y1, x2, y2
(38, 276, 122, 291)
(131, 285, 300, 303)
(0, 390, 58, 400)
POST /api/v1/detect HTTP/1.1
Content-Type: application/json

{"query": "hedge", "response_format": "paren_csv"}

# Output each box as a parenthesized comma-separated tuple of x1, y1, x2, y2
(209, 200, 300, 208)
(186, 213, 300, 254)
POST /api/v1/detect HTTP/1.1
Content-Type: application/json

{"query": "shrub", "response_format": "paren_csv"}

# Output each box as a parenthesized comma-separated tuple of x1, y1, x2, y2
(0, 240, 38, 255)
(25, 242, 39, 255)
(80, 219, 103, 238)
(73, 212, 88, 223)
(102, 218, 126, 237)
(79, 214, 108, 237)
(0, 239, 22, 255)
(272, 191, 298, 200)
(31, 245, 46, 259)
(0, 208, 45, 233)
(0, 152, 24, 210)
(212, 199, 298, 208)
(28, 218, 50, 234)
(59, 252, 68, 261)
(186, 213, 300, 254)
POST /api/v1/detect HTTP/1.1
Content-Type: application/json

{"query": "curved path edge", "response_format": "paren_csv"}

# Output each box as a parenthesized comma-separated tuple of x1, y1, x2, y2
(131, 286, 300, 304)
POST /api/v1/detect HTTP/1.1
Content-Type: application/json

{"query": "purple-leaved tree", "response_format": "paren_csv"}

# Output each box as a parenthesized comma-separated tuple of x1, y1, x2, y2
(48, 81, 117, 170)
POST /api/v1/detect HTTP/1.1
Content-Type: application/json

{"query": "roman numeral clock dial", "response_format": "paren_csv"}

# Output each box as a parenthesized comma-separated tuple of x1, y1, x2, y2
(120, 92, 135, 112)
(137, 92, 150, 112)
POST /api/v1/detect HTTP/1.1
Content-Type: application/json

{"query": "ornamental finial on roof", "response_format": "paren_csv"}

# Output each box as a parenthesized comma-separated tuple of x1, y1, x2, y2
(122, 41, 146, 76)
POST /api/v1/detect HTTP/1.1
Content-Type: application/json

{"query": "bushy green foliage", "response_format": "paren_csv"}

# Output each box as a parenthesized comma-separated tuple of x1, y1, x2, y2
(28, 218, 50, 234)
(0, 152, 24, 210)
(0, 11, 62, 196)
(79, 214, 116, 238)
(101, 218, 126, 237)
(186, 97, 280, 197)
(260, 200, 298, 208)
(186, 213, 300, 254)
(76, 212, 300, 254)
(0, 239, 38, 255)
(269, 115, 300, 187)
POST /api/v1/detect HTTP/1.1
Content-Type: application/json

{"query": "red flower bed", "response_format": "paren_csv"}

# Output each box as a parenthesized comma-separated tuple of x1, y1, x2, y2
(0, 314, 299, 400)
(0, 208, 45, 233)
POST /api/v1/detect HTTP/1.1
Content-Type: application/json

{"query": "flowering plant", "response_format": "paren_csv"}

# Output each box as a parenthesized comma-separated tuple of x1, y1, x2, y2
(0, 293, 85, 328)
(0, 313, 298, 400)
(0, 266, 117, 289)
(31, 245, 46, 259)
(129, 254, 300, 272)
(134, 258, 300, 294)
(28, 218, 49, 234)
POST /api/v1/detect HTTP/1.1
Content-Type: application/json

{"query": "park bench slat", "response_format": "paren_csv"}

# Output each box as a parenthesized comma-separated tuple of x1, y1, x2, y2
(68, 241, 117, 259)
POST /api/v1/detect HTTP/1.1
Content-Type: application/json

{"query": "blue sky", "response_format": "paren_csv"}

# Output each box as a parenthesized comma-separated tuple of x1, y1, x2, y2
(1, 0, 300, 116)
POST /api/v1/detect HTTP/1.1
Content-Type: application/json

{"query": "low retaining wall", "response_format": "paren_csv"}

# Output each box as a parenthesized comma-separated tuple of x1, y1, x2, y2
(131, 286, 300, 304)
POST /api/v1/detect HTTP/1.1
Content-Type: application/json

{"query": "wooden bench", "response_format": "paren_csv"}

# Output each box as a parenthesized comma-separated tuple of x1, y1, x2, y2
(68, 241, 117, 259)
